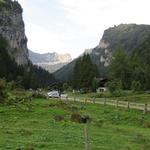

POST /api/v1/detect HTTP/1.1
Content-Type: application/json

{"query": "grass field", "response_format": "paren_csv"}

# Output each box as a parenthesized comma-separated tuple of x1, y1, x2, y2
(1, 98, 150, 150)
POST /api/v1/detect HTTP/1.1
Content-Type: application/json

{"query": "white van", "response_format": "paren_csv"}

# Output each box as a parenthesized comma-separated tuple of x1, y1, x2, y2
(47, 90, 60, 98)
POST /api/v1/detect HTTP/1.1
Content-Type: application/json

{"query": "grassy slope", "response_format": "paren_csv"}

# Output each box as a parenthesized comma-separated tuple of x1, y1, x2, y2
(1, 98, 150, 150)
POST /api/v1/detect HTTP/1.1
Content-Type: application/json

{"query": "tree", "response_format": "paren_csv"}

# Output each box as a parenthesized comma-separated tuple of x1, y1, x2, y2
(92, 78, 99, 92)
(73, 54, 99, 90)
(63, 83, 69, 91)
(106, 79, 122, 96)
(0, 78, 7, 102)
(131, 37, 150, 89)
(109, 49, 132, 89)
(131, 80, 142, 92)
(131, 62, 146, 90)
(30, 73, 39, 89)
(0, 37, 56, 90)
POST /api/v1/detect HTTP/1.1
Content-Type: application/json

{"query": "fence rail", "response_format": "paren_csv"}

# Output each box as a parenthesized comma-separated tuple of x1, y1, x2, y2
(60, 96, 150, 114)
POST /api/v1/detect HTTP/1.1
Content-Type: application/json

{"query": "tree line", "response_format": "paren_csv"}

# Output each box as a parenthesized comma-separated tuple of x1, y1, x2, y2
(72, 54, 99, 92)
(108, 36, 150, 91)
(0, 37, 55, 90)
(71, 36, 150, 94)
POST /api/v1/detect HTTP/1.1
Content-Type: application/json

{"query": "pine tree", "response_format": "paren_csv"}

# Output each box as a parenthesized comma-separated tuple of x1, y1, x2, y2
(73, 54, 98, 90)
(109, 49, 132, 89)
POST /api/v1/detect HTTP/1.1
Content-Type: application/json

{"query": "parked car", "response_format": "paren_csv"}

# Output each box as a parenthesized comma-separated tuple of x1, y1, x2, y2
(47, 90, 60, 98)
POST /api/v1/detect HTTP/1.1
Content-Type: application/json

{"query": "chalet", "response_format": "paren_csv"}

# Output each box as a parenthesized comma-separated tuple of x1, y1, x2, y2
(97, 78, 108, 93)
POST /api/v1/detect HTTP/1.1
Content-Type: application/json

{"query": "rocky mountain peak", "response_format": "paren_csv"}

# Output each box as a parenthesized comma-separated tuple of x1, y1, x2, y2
(0, 0, 29, 65)
(29, 50, 72, 73)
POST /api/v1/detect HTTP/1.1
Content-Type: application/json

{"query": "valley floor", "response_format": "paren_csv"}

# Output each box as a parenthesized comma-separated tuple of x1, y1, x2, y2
(1, 98, 150, 150)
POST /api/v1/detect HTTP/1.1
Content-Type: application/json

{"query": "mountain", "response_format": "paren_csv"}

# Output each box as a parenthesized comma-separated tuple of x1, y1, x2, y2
(0, 0, 28, 65)
(54, 24, 150, 81)
(90, 24, 150, 72)
(0, 0, 55, 88)
(54, 59, 76, 81)
(29, 50, 72, 73)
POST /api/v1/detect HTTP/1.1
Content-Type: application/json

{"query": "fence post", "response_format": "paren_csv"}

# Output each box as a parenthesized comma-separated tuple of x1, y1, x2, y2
(84, 124, 89, 150)
(116, 100, 118, 108)
(66, 96, 68, 101)
(85, 98, 87, 104)
(143, 104, 147, 114)
(127, 101, 130, 109)
(93, 97, 95, 104)
(104, 98, 107, 105)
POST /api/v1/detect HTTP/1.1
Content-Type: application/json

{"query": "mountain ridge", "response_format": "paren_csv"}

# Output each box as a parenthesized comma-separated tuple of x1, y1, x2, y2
(29, 50, 72, 73)
(54, 23, 150, 81)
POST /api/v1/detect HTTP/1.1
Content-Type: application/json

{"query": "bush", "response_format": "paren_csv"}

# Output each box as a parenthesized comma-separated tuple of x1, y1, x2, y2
(106, 80, 123, 96)
(63, 83, 69, 91)
(131, 80, 142, 92)
(71, 113, 91, 123)
(7, 80, 16, 90)
(31, 91, 47, 99)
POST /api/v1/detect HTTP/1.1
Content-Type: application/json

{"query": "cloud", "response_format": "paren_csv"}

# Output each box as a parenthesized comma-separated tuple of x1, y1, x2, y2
(18, 0, 150, 58)
(59, 0, 150, 28)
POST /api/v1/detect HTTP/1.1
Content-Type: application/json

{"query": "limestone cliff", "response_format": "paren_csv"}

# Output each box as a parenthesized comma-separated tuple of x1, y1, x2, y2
(89, 24, 150, 72)
(0, 0, 28, 65)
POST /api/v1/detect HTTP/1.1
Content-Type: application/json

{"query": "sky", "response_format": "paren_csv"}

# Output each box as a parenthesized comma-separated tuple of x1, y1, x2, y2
(18, 0, 150, 58)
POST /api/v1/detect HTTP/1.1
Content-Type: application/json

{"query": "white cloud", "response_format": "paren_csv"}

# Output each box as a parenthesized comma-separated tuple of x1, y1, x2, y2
(59, 0, 150, 31)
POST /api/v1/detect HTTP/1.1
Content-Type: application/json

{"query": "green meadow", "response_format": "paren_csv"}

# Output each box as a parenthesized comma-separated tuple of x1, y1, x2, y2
(1, 98, 150, 150)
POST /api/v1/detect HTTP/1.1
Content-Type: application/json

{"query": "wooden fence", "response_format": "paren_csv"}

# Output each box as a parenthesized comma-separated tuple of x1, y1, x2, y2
(61, 96, 150, 114)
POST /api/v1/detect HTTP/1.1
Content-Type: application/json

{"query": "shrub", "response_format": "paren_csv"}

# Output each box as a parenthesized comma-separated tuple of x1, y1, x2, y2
(32, 91, 47, 99)
(131, 80, 142, 92)
(106, 80, 123, 96)
(63, 83, 69, 91)
(7, 80, 16, 90)
(71, 113, 82, 123)
(71, 113, 91, 123)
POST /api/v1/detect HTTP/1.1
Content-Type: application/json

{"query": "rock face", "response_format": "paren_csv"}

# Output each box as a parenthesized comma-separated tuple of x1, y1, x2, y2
(89, 24, 150, 74)
(54, 24, 150, 81)
(29, 50, 72, 73)
(0, 0, 28, 65)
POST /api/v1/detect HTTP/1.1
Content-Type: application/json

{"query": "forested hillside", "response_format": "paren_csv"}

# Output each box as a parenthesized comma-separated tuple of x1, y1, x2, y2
(108, 36, 150, 91)
(54, 24, 150, 81)
(0, 37, 55, 89)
